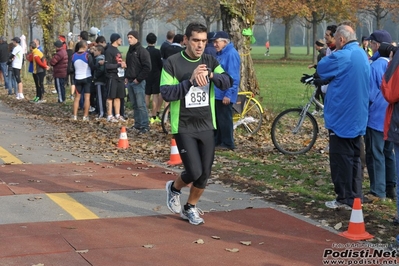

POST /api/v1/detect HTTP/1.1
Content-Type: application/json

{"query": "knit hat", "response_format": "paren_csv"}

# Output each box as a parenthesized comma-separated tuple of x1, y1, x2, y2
(127, 30, 139, 40)
(110, 33, 121, 44)
(54, 40, 63, 48)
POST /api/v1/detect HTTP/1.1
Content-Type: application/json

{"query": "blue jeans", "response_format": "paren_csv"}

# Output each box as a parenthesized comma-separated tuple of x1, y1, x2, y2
(7, 68, 17, 94)
(0, 62, 9, 89)
(365, 127, 396, 198)
(214, 100, 235, 149)
(127, 80, 149, 130)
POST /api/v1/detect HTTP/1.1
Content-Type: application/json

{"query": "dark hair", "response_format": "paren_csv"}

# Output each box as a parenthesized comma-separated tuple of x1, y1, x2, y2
(29, 41, 37, 49)
(146, 33, 157, 44)
(79, 31, 89, 41)
(172, 34, 184, 44)
(326, 25, 337, 37)
(95, 36, 106, 44)
(185, 22, 207, 39)
(95, 44, 104, 54)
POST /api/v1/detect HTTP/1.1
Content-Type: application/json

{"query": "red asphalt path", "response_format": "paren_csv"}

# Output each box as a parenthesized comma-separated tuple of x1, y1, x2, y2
(0, 162, 355, 266)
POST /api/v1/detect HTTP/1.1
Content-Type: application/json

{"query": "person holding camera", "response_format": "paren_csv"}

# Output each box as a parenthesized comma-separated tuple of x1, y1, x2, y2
(381, 39, 399, 227)
(364, 30, 396, 203)
(317, 24, 370, 211)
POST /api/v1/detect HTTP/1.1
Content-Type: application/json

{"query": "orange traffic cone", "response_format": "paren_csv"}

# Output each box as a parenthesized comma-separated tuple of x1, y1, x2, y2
(339, 198, 373, 241)
(117, 126, 129, 149)
(167, 138, 182, 165)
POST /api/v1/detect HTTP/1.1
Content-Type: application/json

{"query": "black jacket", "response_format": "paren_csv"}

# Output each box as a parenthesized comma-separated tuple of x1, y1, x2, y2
(125, 42, 151, 82)
(0, 42, 9, 62)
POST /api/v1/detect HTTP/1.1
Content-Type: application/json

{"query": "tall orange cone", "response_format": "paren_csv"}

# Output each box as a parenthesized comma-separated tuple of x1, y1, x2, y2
(117, 126, 129, 149)
(339, 198, 373, 241)
(167, 138, 182, 165)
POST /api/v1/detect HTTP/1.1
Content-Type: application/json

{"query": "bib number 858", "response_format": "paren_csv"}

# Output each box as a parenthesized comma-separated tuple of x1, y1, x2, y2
(191, 91, 207, 103)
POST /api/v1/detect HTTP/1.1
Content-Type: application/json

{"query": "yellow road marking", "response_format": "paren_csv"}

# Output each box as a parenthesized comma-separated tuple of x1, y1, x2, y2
(0, 146, 23, 164)
(46, 193, 99, 220)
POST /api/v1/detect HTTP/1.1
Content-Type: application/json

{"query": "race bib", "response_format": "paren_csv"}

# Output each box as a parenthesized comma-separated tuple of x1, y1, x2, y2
(185, 84, 209, 108)
(117, 67, 125, 77)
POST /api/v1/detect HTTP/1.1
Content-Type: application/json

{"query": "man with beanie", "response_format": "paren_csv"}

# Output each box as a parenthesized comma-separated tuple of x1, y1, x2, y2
(125, 30, 151, 134)
(50, 40, 68, 103)
(104, 33, 127, 122)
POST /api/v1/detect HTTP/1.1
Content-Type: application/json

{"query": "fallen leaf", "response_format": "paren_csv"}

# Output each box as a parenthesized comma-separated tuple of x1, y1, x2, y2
(211, 236, 221, 240)
(76, 249, 89, 253)
(225, 248, 239, 253)
(240, 241, 251, 246)
(153, 206, 161, 211)
(143, 244, 154, 248)
(193, 239, 204, 244)
(334, 222, 342, 230)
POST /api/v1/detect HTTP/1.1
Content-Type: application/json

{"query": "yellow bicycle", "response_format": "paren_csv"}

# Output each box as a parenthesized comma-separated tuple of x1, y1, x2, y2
(161, 91, 264, 135)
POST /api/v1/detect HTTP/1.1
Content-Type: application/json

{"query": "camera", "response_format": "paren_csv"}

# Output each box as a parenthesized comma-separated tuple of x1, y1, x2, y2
(378, 42, 398, 57)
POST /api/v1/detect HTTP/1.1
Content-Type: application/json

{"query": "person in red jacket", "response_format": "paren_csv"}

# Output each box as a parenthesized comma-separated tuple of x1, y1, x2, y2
(27, 41, 50, 103)
(50, 40, 68, 103)
(381, 49, 399, 227)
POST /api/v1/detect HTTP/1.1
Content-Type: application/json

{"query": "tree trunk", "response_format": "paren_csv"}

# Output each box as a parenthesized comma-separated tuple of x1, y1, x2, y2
(219, 0, 259, 95)
(39, 0, 56, 60)
(284, 17, 293, 59)
(0, 0, 6, 36)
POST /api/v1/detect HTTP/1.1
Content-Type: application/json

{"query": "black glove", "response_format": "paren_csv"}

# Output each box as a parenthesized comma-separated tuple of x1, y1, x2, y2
(300, 74, 314, 84)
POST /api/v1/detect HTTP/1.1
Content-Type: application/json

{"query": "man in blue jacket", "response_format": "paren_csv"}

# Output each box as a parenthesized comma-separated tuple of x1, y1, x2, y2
(211, 31, 240, 150)
(364, 30, 396, 202)
(317, 24, 370, 210)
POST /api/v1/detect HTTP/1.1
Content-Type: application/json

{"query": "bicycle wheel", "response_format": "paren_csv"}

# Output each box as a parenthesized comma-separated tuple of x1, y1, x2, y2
(234, 98, 263, 135)
(271, 108, 318, 155)
(161, 104, 171, 134)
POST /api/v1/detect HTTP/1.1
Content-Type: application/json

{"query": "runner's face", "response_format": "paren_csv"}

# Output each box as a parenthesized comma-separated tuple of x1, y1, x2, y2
(184, 31, 207, 59)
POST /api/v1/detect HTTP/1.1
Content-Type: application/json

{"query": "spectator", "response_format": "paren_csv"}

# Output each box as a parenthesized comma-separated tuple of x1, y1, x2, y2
(92, 44, 107, 119)
(161, 22, 232, 225)
(163, 34, 184, 60)
(10, 37, 24, 100)
(125, 30, 151, 134)
(104, 33, 126, 123)
(361, 36, 373, 59)
(324, 25, 337, 56)
(381, 37, 399, 231)
(317, 24, 370, 210)
(27, 41, 50, 103)
(145, 33, 163, 124)
(50, 40, 68, 103)
(308, 39, 327, 115)
(204, 32, 217, 57)
(364, 30, 396, 203)
(211, 31, 240, 150)
(0, 36, 10, 92)
(160, 30, 175, 61)
(66, 40, 74, 88)
(70, 40, 93, 121)
(7, 42, 17, 95)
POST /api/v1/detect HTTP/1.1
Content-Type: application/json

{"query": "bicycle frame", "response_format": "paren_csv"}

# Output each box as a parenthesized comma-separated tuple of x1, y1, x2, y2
(293, 85, 323, 134)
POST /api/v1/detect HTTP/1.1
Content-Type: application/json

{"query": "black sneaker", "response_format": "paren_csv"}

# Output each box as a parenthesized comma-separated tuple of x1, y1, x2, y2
(387, 186, 397, 200)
